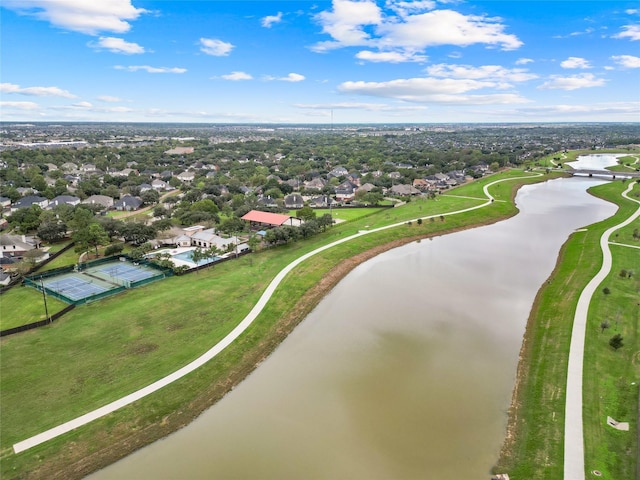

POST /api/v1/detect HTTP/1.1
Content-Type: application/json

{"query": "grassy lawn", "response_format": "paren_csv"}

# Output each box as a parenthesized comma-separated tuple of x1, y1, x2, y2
(287, 207, 384, 222)
(494, 180, 640, 478)
(0, 287, 68, 331)
(0, 169, 552, 480)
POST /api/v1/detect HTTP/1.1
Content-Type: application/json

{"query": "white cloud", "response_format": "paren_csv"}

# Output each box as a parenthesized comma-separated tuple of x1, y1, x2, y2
(221, 71, 253, 81)
(376, 10, 523, 51)
(356, 50, 427, 63)
(312, 0, 383, 52)
(264, 73, 306, 82)
(515, 102, 640, 117)
(105, 106, 133, 113)
(611, 54, 640, 68)
(295, 102, 427, 112)
(426, 64, 538, 83)
(560, 57, 592, 69)
(97, 95, 123, 102)
(625, 9, 639, 15)
(0, 101, 40, 110)
(199, 38, 234, 56)
(386, 0, 436, 17)
(91, 37, 145, 54)
(261, 12, 283, 28)
(1, 82, 76, 98)
(515, 58, 534, 65)
(614, 25, 640, 40)
(338, 77, 530, 104)
(2, 0, 147, 35)
(312, 2, 522, 62)
(538, 73, 605, 90)
(114, 65, 187, 74)
(72, 101, 93, 109)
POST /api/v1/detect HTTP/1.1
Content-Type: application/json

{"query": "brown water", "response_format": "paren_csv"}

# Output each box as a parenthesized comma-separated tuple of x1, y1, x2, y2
(88, 176, 617, 480)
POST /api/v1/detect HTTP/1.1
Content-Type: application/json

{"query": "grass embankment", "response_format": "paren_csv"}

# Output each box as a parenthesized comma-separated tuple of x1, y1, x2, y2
(0, 169, 551, 480)
(495, 180, 640, 478)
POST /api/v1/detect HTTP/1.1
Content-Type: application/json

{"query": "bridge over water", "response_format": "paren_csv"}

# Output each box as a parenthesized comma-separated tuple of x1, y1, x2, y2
(567, 168, 640, 179)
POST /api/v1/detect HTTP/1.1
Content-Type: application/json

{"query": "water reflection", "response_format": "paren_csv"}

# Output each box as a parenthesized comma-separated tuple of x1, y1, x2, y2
(88, 174, 617, 480)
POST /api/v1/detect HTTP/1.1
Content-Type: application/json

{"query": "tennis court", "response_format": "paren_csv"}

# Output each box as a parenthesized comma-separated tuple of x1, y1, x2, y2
(26, 257, 172, 305)
(85, 262, 161, 287)
(41, 273, 114, 302)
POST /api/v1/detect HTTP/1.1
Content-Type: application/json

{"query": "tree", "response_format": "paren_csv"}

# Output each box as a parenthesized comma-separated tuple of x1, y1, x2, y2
(141, 189, 160, 206)
(218, 216, 245, 235)
(74, 223, 110, 257)
(317, 213, 333, 231)
(602, 287, 611, 295)
(296, 206, 316, 222)
(7, 205, 42, 233)
(120, 222, 157, 245)
(600, 320, 610, 333)
(190, 247, 205, 268)
(37, 220, 67, 242)
(609, 333, 624, 351)
(247, 234, 261, 252)
(104, 243, 124, 256)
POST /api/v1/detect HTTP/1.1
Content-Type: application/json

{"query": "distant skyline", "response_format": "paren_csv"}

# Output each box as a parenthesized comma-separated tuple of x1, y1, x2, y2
(1, 1, 639, 124)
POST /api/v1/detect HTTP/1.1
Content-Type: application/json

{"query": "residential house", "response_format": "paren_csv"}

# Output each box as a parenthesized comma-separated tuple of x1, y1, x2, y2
(356, 183, 376, 193)
(346, 172, 361, 186)
(82, 195, 114, 209)
(334, 180, 357, 203)
(111, 168, 138, 177)
(151, 179, 170, 191)
(47, 195, 81, 208)
(0, 234, 43, 260)
(309, 195, 333, 208)
(256, 195, 278, 208)
(11, 195, 48, 212)
(328, 166, 348, 178)
(284, 194, 304, 209)
(304, 177, 326, 191)
(114, 195, 143, 211)
(0, 196, 11, 209)
(175, 171, 195, 183)
(139, 183, 153, 193)
(390, 184, 421, 196)
(60, 162, 78, 172)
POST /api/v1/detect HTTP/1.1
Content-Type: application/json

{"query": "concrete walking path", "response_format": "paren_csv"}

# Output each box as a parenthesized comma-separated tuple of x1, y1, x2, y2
(13, 173, 540, 454)
(563, 182, 640, 479)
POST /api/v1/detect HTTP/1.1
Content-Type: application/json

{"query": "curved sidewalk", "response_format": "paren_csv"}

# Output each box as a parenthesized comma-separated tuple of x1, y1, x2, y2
(13, 173, 539, 454)
(564, 182, 640, 479)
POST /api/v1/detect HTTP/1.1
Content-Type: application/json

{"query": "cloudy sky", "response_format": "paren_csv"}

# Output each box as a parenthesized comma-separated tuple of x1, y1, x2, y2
(1, 0, 639, 123)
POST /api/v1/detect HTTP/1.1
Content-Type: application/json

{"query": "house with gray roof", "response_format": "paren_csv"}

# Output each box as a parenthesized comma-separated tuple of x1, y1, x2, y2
(114, 195, 143, 211)
(82, 195, 114, 209)
(48, 195, 80, 208)
(11, 195, 48, 212)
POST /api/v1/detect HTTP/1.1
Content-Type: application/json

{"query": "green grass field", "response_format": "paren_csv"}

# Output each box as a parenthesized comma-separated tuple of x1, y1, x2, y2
(0, 169, 573, 479)
(494, 180, 640, 478)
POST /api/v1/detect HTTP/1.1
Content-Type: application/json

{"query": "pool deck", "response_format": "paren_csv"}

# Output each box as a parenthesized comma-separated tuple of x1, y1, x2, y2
(149, 247, 228, 269)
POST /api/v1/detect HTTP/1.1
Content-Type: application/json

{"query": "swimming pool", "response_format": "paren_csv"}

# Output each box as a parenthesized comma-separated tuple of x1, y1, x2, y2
(171, 249, 220, 266)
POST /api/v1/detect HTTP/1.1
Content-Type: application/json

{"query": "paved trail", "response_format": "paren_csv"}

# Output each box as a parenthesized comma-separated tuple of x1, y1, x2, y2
(563, 181, 640, 479)
(13, 173, 540, 454)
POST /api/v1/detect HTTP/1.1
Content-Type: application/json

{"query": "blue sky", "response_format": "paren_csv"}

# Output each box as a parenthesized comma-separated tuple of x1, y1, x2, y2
(1, 0, 639, 123)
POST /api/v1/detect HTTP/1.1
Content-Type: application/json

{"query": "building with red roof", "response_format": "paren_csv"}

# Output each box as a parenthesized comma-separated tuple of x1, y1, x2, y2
(241, 210, 299, 228)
